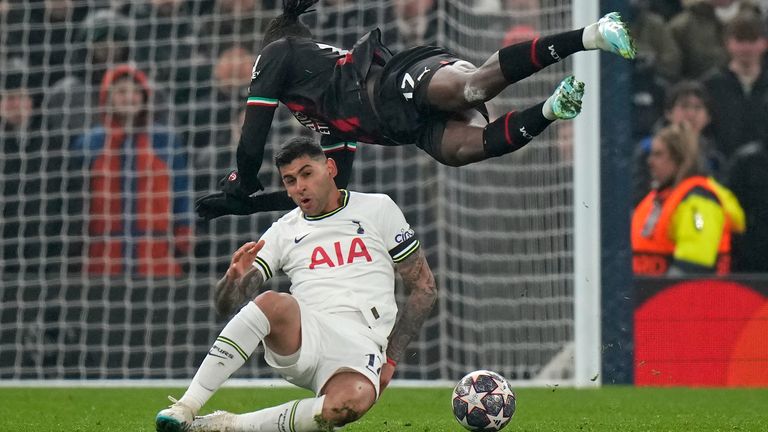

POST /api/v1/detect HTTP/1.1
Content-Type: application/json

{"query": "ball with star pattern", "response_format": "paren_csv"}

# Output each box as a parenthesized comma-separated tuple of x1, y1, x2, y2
(452, 370, 516, 431)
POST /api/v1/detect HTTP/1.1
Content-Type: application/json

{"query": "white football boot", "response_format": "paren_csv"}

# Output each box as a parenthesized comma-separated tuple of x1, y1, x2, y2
(189, 410, 237, 432)
(156, 396, 195, 432)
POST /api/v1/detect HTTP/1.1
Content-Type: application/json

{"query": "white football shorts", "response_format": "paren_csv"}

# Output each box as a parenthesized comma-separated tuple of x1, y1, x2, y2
(263, 300, 388, 398)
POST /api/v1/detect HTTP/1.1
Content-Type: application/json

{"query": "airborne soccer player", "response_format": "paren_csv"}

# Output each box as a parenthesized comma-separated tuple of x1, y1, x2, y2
(196, 0, 635, 219)
(156, 137, 437, 432)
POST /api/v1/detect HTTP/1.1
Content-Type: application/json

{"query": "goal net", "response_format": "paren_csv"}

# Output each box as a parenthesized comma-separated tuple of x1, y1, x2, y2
(0, 0, 577, 384)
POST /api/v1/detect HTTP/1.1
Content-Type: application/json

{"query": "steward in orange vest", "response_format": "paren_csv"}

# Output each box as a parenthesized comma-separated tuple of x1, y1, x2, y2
(632, 176, 738, 275)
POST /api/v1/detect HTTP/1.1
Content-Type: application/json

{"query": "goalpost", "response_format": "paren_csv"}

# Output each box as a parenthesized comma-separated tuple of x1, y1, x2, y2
(572, 0, 602, 388)
(0, 0, 601, 387)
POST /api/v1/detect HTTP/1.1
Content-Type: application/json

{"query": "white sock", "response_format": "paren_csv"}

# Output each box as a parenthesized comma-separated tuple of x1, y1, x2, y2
(542, 95, 557, 121)
(179, 302, 271, 413)
(234, 396, 326, 432)
(582, 22, 600, 51)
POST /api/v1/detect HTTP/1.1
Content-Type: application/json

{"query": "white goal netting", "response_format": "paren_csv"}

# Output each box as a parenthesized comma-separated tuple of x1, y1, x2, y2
(0, 0, 575, 383)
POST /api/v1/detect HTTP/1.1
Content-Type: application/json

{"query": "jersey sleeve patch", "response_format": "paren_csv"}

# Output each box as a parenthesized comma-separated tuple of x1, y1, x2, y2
(321, 141, 357, 153)
(389, 237, 420, 263)
(247, 96, 279, 107)
(253, 256, 274, 279)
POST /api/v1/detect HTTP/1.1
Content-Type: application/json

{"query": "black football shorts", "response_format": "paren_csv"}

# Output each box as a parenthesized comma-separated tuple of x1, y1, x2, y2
(374, 46, 488, 163)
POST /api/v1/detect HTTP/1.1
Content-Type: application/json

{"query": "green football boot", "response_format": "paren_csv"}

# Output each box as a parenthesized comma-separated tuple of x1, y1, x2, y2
(550, 76, 585, 120)
(596, 12, 636, 60)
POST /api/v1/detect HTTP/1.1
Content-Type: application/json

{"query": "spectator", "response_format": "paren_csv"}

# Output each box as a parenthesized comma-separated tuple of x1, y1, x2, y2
(70, 64, 192, 277)
(632, 123, 743, 276)
(43, 9, 172, 147)
(0, 0, 13, 58)
(632, 81, 725, 206)
(727, 141, 768, 272)
(647, 0, 683, 20)
(197, 0, 265, 57)
(393, 0, 437, 47)
(502, 24, 538, 47)
(3, 0, 90, 94)
(475, 0, 542, 42)
(704, 12, 768, 158)
(302, 0, 398, 49)
(669, 0, 760, 80)
(183, 44, 254, 191)
(630, 0, 683, 138)
(42, 9, 132, 144)
(193, 105, 262, 275)
(116, 0, 202, 88)
(1, 64, 41, 276)
(2, 59, 85, 279)
(501, 0, 541, 25)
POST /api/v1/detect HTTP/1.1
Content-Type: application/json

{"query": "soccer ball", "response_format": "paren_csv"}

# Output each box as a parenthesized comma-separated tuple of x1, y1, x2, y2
(451, 370, 516, 431)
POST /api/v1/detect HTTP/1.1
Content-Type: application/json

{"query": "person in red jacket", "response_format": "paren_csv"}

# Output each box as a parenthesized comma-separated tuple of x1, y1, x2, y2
(71, 64, 192, 277)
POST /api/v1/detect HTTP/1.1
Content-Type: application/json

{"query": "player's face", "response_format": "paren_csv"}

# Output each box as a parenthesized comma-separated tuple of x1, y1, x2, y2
(647, 138, 679, 187)
(666, 95, 710, 135)
(280, 155, 339, 216)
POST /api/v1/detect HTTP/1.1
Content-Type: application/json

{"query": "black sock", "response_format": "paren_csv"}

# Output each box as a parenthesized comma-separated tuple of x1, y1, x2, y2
(498, 29, 585, 83)
(482, 101, 553, 158)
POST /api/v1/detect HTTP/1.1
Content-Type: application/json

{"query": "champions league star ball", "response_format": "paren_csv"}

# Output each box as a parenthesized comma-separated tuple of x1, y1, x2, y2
(452, 370, 516, 431)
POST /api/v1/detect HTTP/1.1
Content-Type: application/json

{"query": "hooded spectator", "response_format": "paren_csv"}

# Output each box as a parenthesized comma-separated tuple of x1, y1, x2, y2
(70, 64, 192, 277)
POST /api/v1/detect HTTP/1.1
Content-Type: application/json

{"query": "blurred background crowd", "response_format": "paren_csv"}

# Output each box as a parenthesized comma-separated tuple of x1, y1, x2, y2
(1, 0, 767, 279)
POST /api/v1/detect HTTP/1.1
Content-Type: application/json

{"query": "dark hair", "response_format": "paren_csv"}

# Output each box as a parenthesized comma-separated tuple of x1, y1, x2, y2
(724, 13, 765, 41)
(261, 0, 318, 49)
(275, 136, 326, 168)
(663, 80, 711, 113)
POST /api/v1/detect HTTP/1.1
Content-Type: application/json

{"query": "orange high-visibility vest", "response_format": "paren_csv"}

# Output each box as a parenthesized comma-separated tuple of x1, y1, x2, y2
(632, 176, 732, 275)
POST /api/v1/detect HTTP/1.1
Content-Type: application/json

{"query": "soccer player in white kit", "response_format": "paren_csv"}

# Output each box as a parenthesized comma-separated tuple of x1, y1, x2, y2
(156, 137, 437, 432)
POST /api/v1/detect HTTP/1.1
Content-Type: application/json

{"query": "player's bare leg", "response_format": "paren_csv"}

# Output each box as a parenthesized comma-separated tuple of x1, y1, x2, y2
(437, 76, 585, 166)
(254, 291, 302, 355)
(318, 372, 377, 426)
(427, 12, 634, 113)
(189, 371, 376, 431)
(156, 241, 291, 432)
(187, 305, 376, 432)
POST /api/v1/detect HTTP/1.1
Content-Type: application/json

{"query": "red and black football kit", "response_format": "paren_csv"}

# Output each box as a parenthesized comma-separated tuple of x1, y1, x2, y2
(236, 29, 468, 198)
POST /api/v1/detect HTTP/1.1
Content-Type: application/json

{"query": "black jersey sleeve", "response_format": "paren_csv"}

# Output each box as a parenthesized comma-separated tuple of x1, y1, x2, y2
(244, 191, 296, 212)
(236, 39, 292, 194)
(320, 135, 357, 189)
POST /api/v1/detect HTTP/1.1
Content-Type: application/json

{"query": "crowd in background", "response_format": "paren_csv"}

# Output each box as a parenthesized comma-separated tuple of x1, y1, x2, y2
(629, 0, 768, 274)
(1, 0, 768, 278)
(0, 0, 450, 279)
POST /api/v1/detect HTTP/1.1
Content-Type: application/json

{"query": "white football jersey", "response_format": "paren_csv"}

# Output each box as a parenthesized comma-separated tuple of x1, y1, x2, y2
(252, 190, 420, 340)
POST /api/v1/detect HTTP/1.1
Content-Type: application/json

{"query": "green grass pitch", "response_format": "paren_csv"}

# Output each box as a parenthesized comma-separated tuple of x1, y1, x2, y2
(2, 386, 767, 431)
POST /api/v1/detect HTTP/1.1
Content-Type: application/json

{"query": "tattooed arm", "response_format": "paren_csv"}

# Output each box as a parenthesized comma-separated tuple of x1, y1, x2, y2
(381, 248, 437, 390)
(214, 240, 266, 316)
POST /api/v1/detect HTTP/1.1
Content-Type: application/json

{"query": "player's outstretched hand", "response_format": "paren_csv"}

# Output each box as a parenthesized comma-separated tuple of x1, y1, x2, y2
(195, 192, 254, 220)
(227, 240, 265, 280)
(196, 170, 267, 220)
(216, 240, 266, 316)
